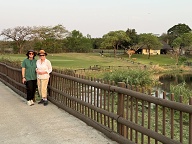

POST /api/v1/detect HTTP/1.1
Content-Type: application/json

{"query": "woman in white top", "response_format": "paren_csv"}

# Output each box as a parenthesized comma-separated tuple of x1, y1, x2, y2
(36, 50, 52, 106)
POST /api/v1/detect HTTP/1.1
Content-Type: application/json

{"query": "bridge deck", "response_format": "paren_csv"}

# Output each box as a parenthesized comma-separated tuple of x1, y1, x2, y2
(0, 82, 118, 144)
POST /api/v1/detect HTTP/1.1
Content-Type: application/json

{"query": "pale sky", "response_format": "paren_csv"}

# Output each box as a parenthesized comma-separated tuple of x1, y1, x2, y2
(0, 0, 191, 38)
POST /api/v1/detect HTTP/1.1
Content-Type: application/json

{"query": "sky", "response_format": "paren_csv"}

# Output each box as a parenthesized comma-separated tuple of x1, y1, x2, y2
(0, 0, 191, 38)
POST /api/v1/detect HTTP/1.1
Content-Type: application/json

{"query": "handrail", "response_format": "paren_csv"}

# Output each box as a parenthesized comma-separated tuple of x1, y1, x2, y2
(0, 62, 191, 144)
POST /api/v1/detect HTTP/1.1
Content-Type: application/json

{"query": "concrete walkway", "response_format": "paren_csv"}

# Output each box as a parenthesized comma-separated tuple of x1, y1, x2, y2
(0, 82, 118, 144)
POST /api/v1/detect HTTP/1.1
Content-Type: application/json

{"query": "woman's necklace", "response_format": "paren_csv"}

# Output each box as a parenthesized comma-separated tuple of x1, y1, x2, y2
(29, 58, 34, 66)
(30, 60, 33, 66)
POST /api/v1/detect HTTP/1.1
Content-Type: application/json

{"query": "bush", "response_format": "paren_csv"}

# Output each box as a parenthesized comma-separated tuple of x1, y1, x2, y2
(103, 69, 155, 87)
(178, 56, 187, 65)
(170, 81, 192, 104)
(0, 57, 21, 68)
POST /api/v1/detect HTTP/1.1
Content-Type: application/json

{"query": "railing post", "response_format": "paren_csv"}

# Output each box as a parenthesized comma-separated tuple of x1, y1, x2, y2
(5, 64, 8, 83)
(189, 97, 192, 144)
(117, 82, 125, 136)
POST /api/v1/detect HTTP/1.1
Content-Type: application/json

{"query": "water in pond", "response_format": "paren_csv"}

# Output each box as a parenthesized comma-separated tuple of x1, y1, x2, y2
(152, 73, 192, 98)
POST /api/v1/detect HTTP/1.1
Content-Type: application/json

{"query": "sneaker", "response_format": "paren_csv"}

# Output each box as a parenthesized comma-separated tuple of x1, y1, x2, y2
(30, 100, 34, 105)
(27, 100, 32, 106)
(44, 100, 48, 106)
(38, 99, 44, 104)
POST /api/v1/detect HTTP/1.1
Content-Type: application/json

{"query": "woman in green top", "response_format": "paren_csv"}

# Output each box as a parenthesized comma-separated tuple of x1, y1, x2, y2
(21, 50, 37, 106)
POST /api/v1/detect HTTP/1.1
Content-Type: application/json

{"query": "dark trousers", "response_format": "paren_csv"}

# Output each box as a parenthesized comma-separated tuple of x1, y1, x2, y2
(26, 80, 37, 101)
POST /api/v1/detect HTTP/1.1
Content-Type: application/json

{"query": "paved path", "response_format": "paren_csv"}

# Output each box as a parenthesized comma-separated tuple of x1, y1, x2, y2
(0, 82, 118, 144)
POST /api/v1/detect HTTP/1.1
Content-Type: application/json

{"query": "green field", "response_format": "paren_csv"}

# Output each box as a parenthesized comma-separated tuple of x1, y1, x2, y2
(0, 53, 189, 69)
(0, 53, 135, 69)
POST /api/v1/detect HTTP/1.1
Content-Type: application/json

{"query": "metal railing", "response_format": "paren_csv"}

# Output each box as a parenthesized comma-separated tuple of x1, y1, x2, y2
(0, 62, 191, 144)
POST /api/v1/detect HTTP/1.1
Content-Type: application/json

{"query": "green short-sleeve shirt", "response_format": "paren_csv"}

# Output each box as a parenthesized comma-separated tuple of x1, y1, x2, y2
(22, 58, 37, 81)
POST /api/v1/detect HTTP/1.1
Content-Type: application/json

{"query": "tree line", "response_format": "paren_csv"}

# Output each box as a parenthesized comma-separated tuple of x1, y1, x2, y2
(0, 23, 192, 59)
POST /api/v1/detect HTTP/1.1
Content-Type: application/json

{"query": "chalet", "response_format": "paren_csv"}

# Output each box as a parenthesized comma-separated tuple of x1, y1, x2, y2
(136, 45, 160, 55)
(160, 41, 173, 54)
(136, 42, 172, 55)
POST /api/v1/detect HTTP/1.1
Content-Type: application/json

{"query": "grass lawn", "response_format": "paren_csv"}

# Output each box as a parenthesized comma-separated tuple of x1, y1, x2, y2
(0, 53, 136, 69)
(0, 52, 189, 69)
(128, 54, 177, 65)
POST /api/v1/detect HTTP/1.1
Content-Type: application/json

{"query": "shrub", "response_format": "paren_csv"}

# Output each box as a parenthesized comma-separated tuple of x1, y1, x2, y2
(103, 69, 155, 87)
(170, 81, 192, 104)
(0, 57, 21, 68)
(178, 56, 187, 65)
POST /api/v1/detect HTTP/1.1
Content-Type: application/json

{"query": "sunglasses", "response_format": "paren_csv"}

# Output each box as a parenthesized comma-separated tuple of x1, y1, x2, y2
(29, 53, 34, 55)
(39, 55, 45, 56)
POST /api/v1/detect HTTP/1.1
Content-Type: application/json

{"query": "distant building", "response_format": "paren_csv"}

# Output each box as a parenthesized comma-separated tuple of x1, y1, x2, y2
(136, 41, 172, 55)
(160, 41, 173, 54)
